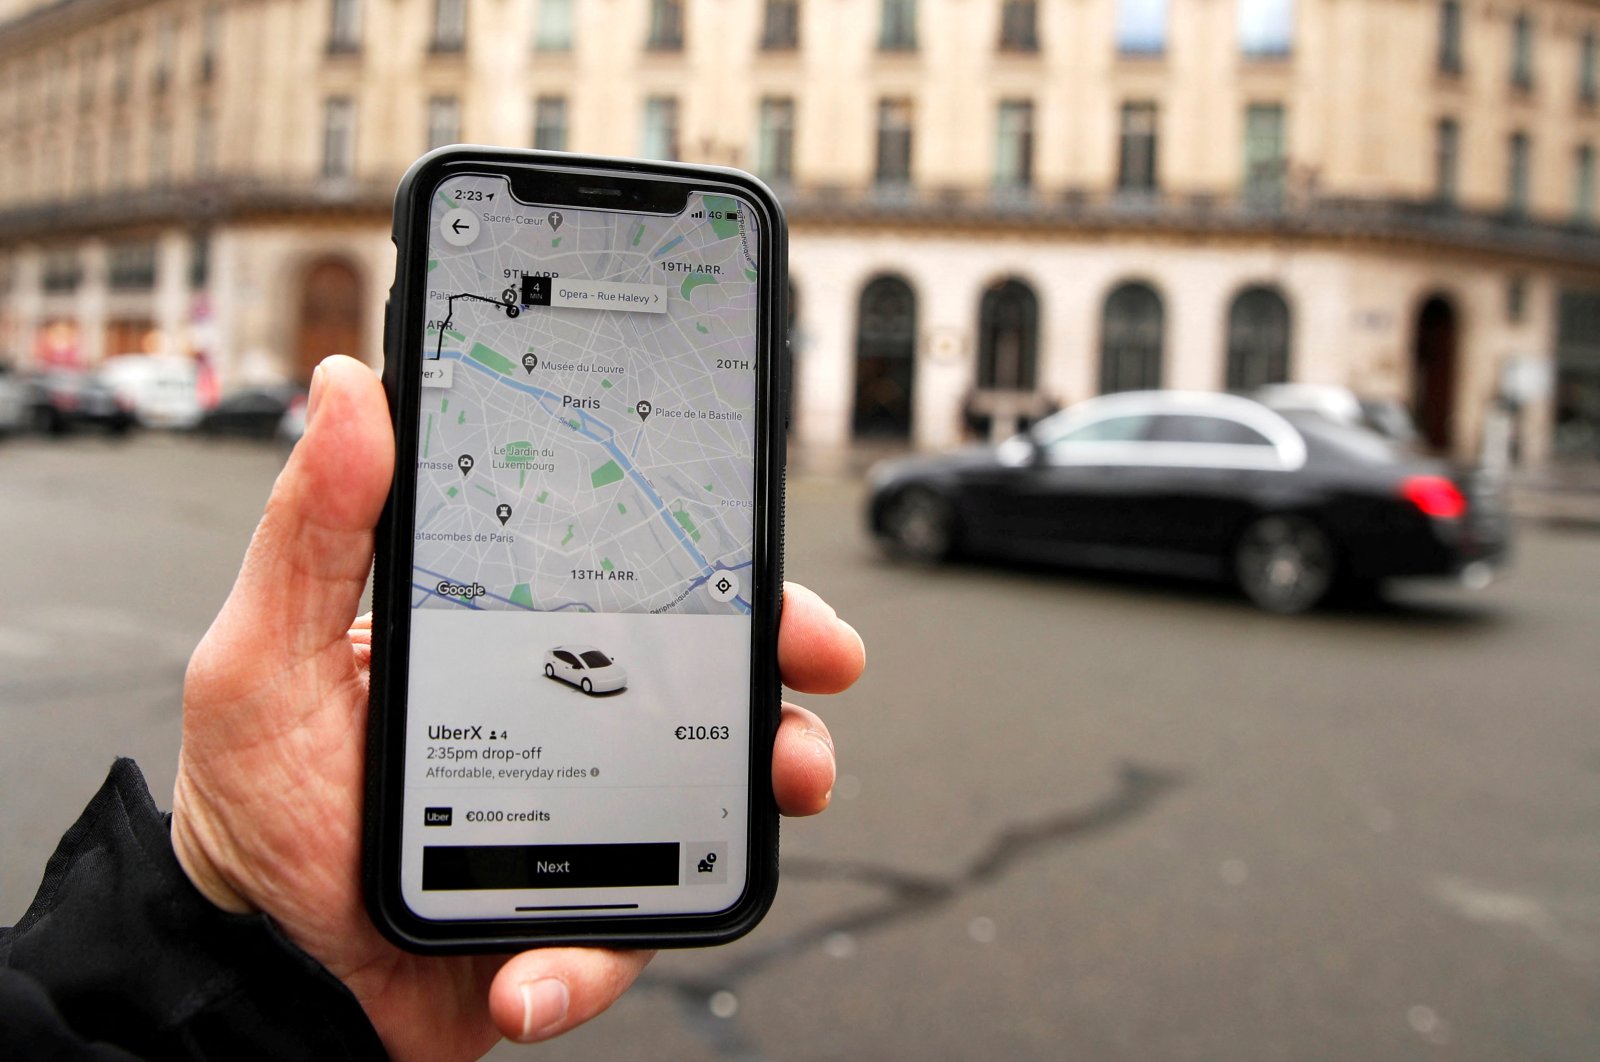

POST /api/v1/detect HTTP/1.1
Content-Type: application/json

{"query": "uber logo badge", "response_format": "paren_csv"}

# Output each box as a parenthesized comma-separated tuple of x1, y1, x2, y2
(424, 807, 453, 827)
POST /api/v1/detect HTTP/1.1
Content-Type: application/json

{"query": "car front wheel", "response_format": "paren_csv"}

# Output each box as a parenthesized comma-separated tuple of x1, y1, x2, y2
(880, 487, 957, 563)
(1234, 514, 1336, 614)
(580, 678, 593, 694)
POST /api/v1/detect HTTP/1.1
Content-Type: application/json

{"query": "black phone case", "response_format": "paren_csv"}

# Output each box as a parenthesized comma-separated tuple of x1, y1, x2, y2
(363, 147, 787, 953)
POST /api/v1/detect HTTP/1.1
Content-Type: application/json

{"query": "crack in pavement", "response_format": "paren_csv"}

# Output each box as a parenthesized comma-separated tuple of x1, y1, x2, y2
(638, 761, 1183, 1060)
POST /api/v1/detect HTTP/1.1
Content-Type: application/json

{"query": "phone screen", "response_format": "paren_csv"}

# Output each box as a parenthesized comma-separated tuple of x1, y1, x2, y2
(393, 167, 770, 925)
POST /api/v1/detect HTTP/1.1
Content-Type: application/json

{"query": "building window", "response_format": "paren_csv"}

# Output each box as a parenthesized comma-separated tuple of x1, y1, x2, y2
(1117, 0, 1167, 57)
(189, 232, 210, 290)
(328, 0, 362, 53)
(641, 96, 678, 159)
(1239, 0, 1292, 58)
(853, 274, 917, 439)
(1438, 0, 1463, 74)
(154, 17, 176, 93)
(994, 99, 1034, 189)
(323, 96, 356, 178)
(431, 0, 466, 52)
(1100, 282, 1164, 393)
(1117, 101, 1159, 192)
(535, 0, 574, 51)
(1575, 143, 1595, 224)
(1435, 117, 1459, 205)
(1242, 103, 1286, 203)
(196, 104, 216, 176)
(77, 41, 98, 111)
(533, 95, 568, 151)
(1226, 287, 1291, 390)
(108, 126, 131, 189)
(977, 278, 1039, 390)
(427, 96, 460, 150)
(761, 0, 799, 50)
(113, 32, 137, 97)
(998, 1, 1038, 52)
(875, 98, 914, 185)
(757, 96, 795, 183)
(647, 0, 684, 50)
(1511, 12, 1533, 90)
(73, 132, 95, 194)
(1581, 30, 1597, 104)
(42, 250, 83, 294)
(1508, 131, 1530, 215)
(879, 0, 917, 51)
(150, 116, 171, 185)
(108, 242, 158, 291)
(200, 6, 220, 82)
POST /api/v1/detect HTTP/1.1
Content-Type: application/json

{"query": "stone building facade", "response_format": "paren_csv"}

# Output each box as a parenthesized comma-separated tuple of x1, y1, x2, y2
(2, 0, 1598, 463)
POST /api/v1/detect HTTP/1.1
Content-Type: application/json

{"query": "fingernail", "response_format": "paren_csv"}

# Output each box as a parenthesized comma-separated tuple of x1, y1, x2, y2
(306, 364, 325, 425)
(516, 978, 570, 1042)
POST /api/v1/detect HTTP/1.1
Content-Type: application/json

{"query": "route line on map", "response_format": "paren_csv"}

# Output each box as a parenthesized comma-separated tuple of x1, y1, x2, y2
(433, 291, 518, 360)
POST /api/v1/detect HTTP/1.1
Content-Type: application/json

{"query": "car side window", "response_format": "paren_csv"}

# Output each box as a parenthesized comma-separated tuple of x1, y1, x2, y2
(554, 651, 579, 666)
(1147, 414, 1272, 446)
(1047, 414, 1153, 448)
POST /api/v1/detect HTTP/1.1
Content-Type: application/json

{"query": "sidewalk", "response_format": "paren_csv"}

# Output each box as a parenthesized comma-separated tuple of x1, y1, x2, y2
(1510, 462, 1600, 531)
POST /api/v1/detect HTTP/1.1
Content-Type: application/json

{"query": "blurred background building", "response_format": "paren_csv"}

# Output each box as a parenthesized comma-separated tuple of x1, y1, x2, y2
(1, 0, 1598, 465)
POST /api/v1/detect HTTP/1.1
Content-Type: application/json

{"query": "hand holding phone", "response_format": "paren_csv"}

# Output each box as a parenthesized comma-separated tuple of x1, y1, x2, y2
(170, 350, 861, 1053)
(365, 148, 792, 950)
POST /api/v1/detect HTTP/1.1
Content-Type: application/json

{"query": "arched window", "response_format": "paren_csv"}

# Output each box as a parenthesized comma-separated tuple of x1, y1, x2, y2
(852, 274, 917, 438)
(1225, 286, 1291, 390)
(1100, 281, 1163, 393)
(976, 278, 1039, 391)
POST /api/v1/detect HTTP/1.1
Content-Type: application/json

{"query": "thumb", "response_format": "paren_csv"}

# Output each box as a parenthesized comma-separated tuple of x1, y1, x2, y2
(211, 355, 394, 668)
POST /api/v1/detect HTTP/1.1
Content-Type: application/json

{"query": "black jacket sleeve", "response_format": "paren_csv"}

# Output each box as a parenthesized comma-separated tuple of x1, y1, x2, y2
(0, 759, 388, 1061)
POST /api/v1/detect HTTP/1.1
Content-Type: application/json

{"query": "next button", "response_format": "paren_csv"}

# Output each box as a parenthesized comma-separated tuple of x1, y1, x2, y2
(422, 842, 680, 890)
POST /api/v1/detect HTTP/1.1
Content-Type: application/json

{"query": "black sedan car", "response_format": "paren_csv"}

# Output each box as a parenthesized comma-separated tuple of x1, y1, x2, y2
(867, 391, 1510, 613)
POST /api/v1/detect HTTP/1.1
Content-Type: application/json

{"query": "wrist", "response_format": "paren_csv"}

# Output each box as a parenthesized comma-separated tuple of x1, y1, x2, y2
(171, 770, 255, 915)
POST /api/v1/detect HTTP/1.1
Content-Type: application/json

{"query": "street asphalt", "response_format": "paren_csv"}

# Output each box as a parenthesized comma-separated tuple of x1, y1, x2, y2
(1, 432, 1596, 1061)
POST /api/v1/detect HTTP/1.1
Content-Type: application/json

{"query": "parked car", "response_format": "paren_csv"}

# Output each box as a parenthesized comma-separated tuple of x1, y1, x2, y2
(543, 646, 628, 695)
(196, 385, 307, 439)
(1253, 383, 1420, 446)
(276, 391, 308, 449)
(0, 369, 28, 435)
(98, 355, 203, 429)
(867, 390, 1510, 613)
(22, 371, 137, 436)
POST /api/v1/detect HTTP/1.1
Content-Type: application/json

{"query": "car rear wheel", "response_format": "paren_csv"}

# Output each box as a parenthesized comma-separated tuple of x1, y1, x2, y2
(881, 488, 956, 563)
(1234, 514, 1336, 614)
(545, 663, 555, 678)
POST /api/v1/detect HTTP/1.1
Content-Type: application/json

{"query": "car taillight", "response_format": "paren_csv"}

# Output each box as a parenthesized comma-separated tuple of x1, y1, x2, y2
(1401, 475, 1466, 520)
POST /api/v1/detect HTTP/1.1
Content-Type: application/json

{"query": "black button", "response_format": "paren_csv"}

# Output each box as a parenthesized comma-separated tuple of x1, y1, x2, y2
(422, 842, 680, 890)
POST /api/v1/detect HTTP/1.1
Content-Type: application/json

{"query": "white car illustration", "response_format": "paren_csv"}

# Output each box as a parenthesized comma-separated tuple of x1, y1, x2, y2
(544, 645, 628, 695)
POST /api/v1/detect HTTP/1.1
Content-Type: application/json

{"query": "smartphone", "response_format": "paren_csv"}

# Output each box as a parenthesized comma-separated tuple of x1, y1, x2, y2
(365, 147, 786, 952)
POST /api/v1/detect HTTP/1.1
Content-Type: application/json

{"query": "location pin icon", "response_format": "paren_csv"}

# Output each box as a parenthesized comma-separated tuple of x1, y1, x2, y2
(522, 352, 538, 374)
(496, 503, 512, 526)
(547, 211, 563, 232)
(458, 454, 474, 476)
(635, 399, 653, 422)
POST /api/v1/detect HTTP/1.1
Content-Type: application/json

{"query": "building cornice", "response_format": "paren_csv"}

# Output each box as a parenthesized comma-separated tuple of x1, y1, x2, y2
(1, 178, 1598, 274)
